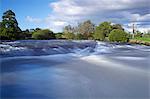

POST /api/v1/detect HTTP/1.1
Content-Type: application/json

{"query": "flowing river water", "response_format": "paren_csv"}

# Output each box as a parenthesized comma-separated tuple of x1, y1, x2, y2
(0, 40, 150, 99)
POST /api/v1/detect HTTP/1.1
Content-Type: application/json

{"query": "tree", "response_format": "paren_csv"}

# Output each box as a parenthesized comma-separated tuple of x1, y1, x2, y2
(30, 29, 35, 33)
(63, 25, 75, 40)
(63, 25, 74, 34)
(112, 24, 124, 31)
(135, 30, 143, 38)
(35, 28, 41, 31)
(109, 29, 128, 42)
(94, 26, 105, 41)
(0, 10, 22, 40)
(75, 33, 84, 40)
(94, 21, 112, 41)
(98, 21, 112, 37)
(94, 22, 126, 41)
(21, 29, 32, 39)
(78, 20, 95, 39)
(32, 29, 55, 40)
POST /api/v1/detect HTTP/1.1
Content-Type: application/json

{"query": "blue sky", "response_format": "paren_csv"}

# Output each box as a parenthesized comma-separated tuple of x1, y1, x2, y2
(1, 0, 150, 32)
(1, 0, 56, 30)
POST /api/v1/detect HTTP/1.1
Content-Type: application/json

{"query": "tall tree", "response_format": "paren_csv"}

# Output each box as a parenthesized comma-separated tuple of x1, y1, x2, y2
(63, 25, 75, 40)
(0, 10, 22, 40)
(94, 21, 112, 41)
(98, 21, 112, 37)
(63, 25, 74, 33)
(78, 20, 95, 39)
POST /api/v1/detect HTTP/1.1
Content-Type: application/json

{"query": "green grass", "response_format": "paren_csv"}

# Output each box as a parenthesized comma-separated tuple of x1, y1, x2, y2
(133, 37, 150, 42)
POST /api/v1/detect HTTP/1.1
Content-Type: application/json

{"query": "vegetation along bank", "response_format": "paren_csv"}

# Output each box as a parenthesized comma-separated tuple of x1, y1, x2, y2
(0, 10, 150, 46)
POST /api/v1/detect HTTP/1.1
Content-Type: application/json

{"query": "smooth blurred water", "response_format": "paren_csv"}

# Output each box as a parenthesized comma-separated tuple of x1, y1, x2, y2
(0, 40, 97, 57)
(0, 40, 150, 99)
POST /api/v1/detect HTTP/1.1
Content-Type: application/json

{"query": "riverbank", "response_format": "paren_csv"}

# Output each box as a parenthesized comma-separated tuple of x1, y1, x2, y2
(129, 39, 150, 46)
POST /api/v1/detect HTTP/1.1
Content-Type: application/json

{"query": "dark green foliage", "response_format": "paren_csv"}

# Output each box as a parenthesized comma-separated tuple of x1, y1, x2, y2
(20, 29, 32, 39)
(0, 10, 22, 40)
(109, 29, 128, 42)
(94, 26, 105, 41)
(93, 21, 112, 41)
(32, 29, 55, 40)
(98, 22, 112, 37)
(94, 22, 126, 42)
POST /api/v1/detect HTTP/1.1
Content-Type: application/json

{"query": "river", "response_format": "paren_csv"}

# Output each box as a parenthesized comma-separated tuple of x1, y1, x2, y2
(0, 40, 150, 99)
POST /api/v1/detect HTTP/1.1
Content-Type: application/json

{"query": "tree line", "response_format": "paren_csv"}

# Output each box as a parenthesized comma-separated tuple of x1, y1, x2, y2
(62, 20, 128, 42)
(0, 10, 149, 42)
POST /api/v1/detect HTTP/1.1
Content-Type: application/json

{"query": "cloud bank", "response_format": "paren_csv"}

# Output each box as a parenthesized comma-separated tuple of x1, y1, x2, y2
(26, 0, 150, 32)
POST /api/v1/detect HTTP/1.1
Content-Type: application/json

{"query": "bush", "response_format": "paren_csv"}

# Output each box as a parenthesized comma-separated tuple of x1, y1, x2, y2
(62, 32, 75, 40)
(32, 29, 55, 40)
(55, 33, 63, 39)
(75, 33, 84, 40)
(109, 29, 128, 42)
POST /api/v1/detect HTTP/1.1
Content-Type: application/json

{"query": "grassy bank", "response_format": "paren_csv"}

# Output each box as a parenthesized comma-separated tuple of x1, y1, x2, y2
(134, 37, 150, 42)
(129, 37, 150, 46)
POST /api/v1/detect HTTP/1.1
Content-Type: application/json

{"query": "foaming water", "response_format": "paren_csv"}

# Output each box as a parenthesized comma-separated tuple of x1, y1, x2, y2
(0, 40, 135, 57)
(0, 40, 96, 57)
(0, 40, 150, 98)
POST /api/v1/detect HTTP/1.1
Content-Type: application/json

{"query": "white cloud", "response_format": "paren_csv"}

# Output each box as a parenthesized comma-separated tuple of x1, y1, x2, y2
(26, 0, 150, 32)
(48, 0, 150, 32)
(50, 0, 84, 16)
(26, 16, 42, 23)
(53, 21, 67, 26)
(137, 14, 150, 22)
(125, 13, 150, 22)
(124, 21, 150, 33)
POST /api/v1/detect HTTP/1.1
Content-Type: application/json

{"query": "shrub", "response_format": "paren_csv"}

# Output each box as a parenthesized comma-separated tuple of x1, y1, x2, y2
(62, 32, 75, 40)
(109, 29, 128, 42)
(55, 33, 63, 39)
(32, 29, 55, 40)
(75, 33, 84, 40)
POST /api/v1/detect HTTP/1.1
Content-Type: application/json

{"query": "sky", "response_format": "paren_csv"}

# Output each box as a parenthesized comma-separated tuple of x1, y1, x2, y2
(0, 0, 150, 32)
